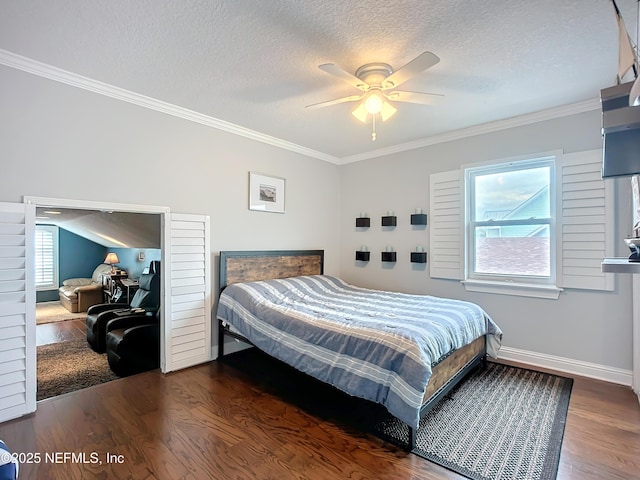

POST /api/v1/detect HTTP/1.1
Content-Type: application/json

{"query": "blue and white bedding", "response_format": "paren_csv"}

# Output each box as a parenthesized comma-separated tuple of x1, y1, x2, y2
(216, 275, 502, 430)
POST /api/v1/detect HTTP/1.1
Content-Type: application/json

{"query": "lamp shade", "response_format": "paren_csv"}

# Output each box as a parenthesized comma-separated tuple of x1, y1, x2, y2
(352, 102, 368, 123)
(104, 252, 120, 265)
(379, 101, 397, 121)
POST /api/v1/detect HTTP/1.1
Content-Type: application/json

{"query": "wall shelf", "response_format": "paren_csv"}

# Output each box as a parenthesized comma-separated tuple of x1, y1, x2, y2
(410, 213, 427, 225)
(381, 251, 397, 262)
(601, 257, 640, 273)
(410, 252, 427, 263)
(355, 217, 370, 228)
(355, 251, 370, 262)
(381, 216, 397, 227)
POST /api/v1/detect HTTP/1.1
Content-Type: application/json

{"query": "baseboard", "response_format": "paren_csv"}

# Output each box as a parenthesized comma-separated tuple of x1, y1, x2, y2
(498, 346, 633, 386)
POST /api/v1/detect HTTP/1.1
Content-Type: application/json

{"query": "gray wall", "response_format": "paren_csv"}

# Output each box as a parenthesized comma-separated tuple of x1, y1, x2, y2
(339, 110, 633, 371)
(0, 64, 341, 306)
(1, 62, 632, 373)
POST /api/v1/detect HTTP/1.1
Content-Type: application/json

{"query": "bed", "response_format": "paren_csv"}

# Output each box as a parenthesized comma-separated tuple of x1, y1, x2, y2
(216, 249, 502, 449)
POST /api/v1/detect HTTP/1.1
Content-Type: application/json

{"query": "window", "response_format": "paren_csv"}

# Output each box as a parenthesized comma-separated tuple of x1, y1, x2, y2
(430, 149, 614, 298)
(35, 225, 59, 291)
(466, 157, 555, 285)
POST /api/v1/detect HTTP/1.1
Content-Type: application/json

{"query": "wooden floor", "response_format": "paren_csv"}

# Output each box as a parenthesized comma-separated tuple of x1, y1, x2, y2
(36, 318, 86, 347)
(1, 341, 639, 480)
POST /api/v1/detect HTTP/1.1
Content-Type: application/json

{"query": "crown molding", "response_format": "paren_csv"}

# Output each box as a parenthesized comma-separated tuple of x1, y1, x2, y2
(0, 49, 340, 165)
(0, 48, 600, 166)
(339, 99, 601, 164)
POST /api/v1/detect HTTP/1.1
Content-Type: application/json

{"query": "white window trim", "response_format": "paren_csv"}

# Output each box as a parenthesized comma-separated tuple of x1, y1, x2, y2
(465, 155, 557, 288)
(461, 279, 563, 299)
(462, 153, 559, 297)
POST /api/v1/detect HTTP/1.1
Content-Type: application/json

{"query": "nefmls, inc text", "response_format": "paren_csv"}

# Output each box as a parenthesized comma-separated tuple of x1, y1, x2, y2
(6, 451, 125, 464)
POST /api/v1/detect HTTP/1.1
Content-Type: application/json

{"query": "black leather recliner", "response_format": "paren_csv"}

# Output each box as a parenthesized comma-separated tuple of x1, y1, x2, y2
(105, 309, 160, 376)
(149, 260, 160, 275)
(86, 273, 160, 353)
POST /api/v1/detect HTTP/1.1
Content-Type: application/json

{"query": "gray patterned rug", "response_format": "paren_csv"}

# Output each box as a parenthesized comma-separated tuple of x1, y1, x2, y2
(375, 363, 573, 480)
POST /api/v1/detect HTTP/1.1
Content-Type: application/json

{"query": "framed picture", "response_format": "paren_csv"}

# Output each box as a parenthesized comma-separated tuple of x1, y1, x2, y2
(249, 172, 286, 213)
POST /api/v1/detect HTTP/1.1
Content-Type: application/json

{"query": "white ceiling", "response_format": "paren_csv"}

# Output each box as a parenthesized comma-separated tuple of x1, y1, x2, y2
(0, 0, 637, 162)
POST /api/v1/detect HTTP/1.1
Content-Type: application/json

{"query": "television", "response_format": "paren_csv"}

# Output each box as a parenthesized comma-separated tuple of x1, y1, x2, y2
(601, 81, 640, 178)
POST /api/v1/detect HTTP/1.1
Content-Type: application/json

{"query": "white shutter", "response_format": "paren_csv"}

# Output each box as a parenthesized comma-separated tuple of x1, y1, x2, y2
(34, 225, 58, 289)
(558, 149, 614, 291)
(429, 170, 464, 280)
(0, 201, 36, 422)
(162, 213, 211, 372)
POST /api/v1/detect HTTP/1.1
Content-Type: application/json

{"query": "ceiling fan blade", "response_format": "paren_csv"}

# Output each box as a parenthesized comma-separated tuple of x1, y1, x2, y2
(385, 90, 444, 105)
(318, 63, 369, 91)
(382, 51, 440, 90)
(305, 94, 363, 109)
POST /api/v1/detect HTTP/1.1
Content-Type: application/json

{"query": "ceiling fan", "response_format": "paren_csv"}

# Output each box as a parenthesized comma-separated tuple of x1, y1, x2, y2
(306, 51, 443, 140)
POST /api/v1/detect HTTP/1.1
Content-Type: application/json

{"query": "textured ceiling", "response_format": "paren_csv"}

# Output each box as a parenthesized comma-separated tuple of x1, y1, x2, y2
(0, 0, 637, 161)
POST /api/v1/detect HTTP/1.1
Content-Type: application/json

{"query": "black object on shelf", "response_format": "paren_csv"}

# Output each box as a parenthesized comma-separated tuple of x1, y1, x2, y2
(411, 252, 428, 263)
(356, 217, 370, 228)
(381, 216, 397, 227)
(355, 251, 370, 261)
(410, 213, 427, 225)
(381, 251, 397, 262)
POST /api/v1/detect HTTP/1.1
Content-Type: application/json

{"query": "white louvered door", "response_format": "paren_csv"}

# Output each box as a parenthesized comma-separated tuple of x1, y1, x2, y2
(0, 201, 35, 423)
(162, 213, 211, 372)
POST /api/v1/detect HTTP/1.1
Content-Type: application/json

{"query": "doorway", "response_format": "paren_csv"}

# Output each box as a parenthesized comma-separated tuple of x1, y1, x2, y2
(0, 197, 211, 424)
(32, 203, 163, 399)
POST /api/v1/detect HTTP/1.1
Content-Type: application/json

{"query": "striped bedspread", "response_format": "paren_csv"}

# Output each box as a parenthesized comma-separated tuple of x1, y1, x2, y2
(216, 275, 502, 430)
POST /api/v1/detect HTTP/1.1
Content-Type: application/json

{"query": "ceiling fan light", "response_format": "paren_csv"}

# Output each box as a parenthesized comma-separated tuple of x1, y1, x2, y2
(380, 101, 397, 121)
(364, 93, 383, 115)
(352, 103, 368, 122)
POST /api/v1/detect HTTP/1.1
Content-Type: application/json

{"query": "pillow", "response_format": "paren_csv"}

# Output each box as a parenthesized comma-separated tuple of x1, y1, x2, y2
(91, 263, 113, 283)
(0, 440, 18, 479)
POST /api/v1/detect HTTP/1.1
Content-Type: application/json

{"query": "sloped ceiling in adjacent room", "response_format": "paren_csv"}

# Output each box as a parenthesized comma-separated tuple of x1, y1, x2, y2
(36, 208, 161, 249)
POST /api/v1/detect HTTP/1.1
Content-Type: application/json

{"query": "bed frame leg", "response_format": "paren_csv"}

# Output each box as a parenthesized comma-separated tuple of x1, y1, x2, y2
(408, 425, 417, 451)
(217, 320, 225, 359)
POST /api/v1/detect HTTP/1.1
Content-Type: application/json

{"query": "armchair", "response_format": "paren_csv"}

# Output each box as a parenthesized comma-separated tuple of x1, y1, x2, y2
(59, 263, 112, 313)
(105, 310, 160, 376)
(86, 272, 160, 353)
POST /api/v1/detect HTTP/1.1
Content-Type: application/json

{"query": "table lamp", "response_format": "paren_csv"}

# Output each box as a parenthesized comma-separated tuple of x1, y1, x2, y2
(104, 252, 120, 273)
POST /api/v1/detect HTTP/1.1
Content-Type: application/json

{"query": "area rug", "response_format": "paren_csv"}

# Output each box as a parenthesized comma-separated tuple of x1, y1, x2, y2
(37, 339, 118, 401)
(375, 363, 573, 480)
(36, 301, 85, 325)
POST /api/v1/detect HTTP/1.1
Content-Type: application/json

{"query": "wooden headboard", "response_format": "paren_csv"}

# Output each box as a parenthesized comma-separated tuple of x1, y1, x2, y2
(219, 250, 324, 291)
